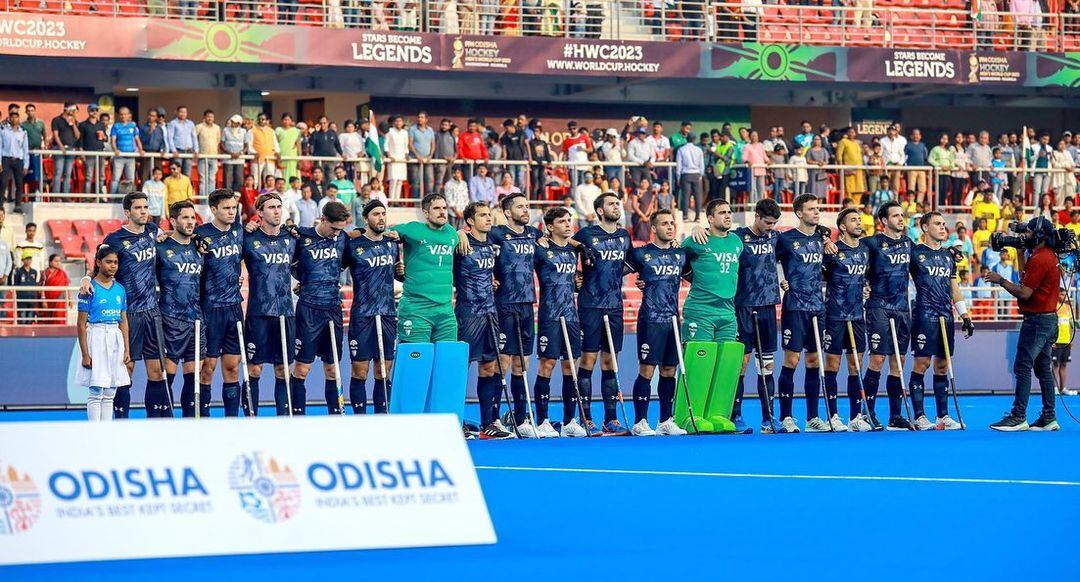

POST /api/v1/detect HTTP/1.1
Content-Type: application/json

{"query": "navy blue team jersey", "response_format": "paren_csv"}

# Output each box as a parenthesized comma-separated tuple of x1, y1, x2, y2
(910, 244, 955, 318)
(102, 224, 159, 313)
(195, 222, 244, 308)
(294, 226, 347, 309)
(491, 224, 541, 306)
(453, 234, 497, 315)
(573, 225, 632, 310)
(344, 234, 399, 318)
(534, 242, 578, 322)
(776, 228, 825, 312)
(156, 237, 203, 322)
(734, 226, 781, 308)
(864, 233, 912, 312)
(824, 239, 869, 321)
(242, 228, 297, 317)
(625, 243, 686, 323)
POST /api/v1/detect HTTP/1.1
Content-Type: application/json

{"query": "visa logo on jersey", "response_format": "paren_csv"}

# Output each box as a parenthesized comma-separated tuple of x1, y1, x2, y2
(846, 264, 867, 275)
(800, 253, 823, 264)
(212, 245, 240, 259)
(554, 263, 576, 274)
(428, 245, 454, 256)
(176, 263, 202, 275)
(925, 266, 952, 277)
(887, 254, 909, 265)
(598, 250, 624, 261)
(364, 254, 395, 267)
(475, 257, 495, 269)
(264, 253, 292, 265)
(132, 247, 155, 262)
(746, 243, 772, 255)
(651, 265, 682, 276)
(308, 248, 340, 260)
(510, 243, 533, 255)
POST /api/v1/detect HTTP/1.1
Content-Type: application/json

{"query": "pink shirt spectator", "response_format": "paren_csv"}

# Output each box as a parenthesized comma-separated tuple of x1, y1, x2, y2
(742, 142, 768, 177)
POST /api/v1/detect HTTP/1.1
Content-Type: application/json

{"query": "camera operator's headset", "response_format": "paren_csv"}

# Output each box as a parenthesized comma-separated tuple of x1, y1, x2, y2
(1025, 216, 1080, 424)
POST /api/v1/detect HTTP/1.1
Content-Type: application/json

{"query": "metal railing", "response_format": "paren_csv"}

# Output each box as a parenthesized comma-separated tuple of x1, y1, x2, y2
(0, 283, 1031, 329)
(1, 1, 1078, 50)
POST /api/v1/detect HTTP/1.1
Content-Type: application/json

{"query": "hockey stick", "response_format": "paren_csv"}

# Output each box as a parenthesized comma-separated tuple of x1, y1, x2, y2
(236, 321, 256, 417)
(194, 319, 202, 419)
(938, 316, 966, 430)
(751, 309, 778, 433)
(375, 314, 391, 414)
(279, 314, 293, 417)
(329, 319, 345, 416)
(888, 317, 916, 429)
(846, 321, 874, 426)
(670, 314, 701, 435)
(512, 314, 539, 436)
(810, 315, 836, 432)
(488, 314, 523, 438)
(153, 317, 175, 418)
(559, 316, 595, 436)
(601, 314, 632, 435)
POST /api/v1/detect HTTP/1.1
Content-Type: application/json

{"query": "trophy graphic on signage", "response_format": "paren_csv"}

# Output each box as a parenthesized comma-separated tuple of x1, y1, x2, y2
(452, 37, 464, 69)
(968, 53, 979, 83)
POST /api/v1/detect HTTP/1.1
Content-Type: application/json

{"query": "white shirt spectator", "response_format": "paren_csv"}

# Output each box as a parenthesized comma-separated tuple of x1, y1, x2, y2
(339, 131, 365, 160)
(297, 197, 318, 228)
(573, 182, 602, 224)
(282, 188, 301, 225)
(645, 134, 671, 161)
(879, 134, 908, 166)
(626, 136, 655, 164)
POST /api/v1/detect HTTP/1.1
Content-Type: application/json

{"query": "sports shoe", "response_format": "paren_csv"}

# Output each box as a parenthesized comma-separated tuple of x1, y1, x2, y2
(990, 414, 1029, 432)
(535, 419, 561, 438)
(656, 418, 688, 435)
(849, 414, 874, 432)
(805, 417, 831, 432)
(631, 419, 656, 436)
(463, 426, 477, 440)
(1029, 415, 1060, 432)
(887, 416, 913, 431)
(913, 415, 935, 431)
(584, 420, 604, 437)
(1056, 387, 1077, 396)
(602, 419, 630, 436)
(479, 423, 514, 440)
(760, 420, 778, 434)
(935, 415, 964, 431)
(561, 418, 589, 438)
(732, 415, 753, 434)
(778, 416, 801, 433)
(493, 419, 519, 438)
(868, 413, 885, 432)
(515, 419, 538, 438)
(828, 414, 849, 432)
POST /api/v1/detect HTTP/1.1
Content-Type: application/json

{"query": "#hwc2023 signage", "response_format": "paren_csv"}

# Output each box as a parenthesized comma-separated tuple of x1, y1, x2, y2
(0, 414, 495, 565)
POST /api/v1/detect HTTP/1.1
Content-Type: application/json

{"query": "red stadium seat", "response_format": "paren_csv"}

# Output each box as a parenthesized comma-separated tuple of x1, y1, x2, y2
(57, 234, 85, 260)
(761, 24, 798, 43)
(98, 219, 122, 235)
(46, 219, 73, 241)
(84, 233, 105, 254)
(73, 219, 98, 240)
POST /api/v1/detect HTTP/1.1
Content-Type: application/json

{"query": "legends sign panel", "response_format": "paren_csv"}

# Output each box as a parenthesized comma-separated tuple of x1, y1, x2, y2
(848, 48, 962, 83)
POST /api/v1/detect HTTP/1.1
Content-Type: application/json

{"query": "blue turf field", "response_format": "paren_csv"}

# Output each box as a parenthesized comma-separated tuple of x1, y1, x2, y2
(3, 394, 1078, 579)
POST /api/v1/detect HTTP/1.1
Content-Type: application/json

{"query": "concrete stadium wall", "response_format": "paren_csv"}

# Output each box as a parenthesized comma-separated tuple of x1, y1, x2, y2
(0, 327, 1035, 408)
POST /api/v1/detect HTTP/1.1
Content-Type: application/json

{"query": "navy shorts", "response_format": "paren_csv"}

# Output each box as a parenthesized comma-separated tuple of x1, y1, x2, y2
(496, 303, 535, 357)
(912, 316, 955, 359)
(457, 312, 499, 362)
(245, 315, 296, 366)
(637, 319, 678, 367)
(736, 306, 778, 355)
(822, 318, 867, 355)
(161, 315, 206, 362)
(579, 307, 624, 354)
(780, 310, 825, 353)
(866, 307, 911, 356)
(203, 304, 243, 358)
(295, 303, 343, 365)
(128, 308, 161, 362)
(1052, 344, 1072, 364)
(348, 314, 397, 362)
(536, 318, 582, 361)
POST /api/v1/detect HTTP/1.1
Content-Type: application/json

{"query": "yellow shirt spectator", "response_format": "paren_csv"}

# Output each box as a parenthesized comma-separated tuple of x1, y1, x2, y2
(860, 211, 876, 236)
(972, 225, 992, 260)
(164, 170, 194, 208)
(1057, 302, 1072, 345)
(251, 125, 279, 163)
(972, 196, 1001, 233)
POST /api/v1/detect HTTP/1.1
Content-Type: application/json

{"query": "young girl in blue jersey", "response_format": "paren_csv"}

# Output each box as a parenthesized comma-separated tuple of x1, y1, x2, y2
(77, 247, 132, 421)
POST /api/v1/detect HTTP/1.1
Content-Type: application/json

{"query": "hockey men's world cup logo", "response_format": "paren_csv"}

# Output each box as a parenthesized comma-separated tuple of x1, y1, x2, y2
(916, 333, 927, 350)
(402, 320, 414, 337)
(782, 328, 792, 346)
(639, 343, 651, 359)
(246, 342, 256, 361)
(870, 333, 881, 350)
(538, 335, 548, 352)
(822, 332, 832, 351)
(687, 322, 698, 338)
(229, 452, 301, 524)
(498, 333, 507, 351)
(0, 462, 42, 535)
(349, 339, 359, 357)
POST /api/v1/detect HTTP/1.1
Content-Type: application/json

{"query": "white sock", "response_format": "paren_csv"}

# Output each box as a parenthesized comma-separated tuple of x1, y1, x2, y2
(87, 387, 103, 422)
(100, 388, 117, 421)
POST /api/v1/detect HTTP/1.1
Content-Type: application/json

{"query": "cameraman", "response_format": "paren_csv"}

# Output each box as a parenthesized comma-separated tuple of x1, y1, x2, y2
(987, 217, 1061, 431)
